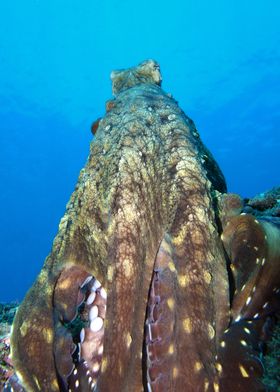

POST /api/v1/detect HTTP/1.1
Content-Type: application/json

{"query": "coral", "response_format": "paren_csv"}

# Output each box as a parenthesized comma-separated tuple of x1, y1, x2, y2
(244, 187, 280, 217)
(0, 302, 18, 389)
(262, 318, 280, 391)
(0, 302, 18, 336)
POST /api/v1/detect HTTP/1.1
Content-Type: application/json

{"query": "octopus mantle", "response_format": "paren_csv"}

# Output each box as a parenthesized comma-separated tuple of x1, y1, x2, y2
(9, 61, 280, 392)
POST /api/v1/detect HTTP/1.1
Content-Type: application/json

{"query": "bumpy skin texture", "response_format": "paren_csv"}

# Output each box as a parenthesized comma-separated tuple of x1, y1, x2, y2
(10, 60, 279, 391)
(217, 194, 280, 391)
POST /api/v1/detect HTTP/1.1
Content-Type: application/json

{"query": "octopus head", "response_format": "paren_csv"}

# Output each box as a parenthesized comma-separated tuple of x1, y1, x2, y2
(110, 59, 162, 95)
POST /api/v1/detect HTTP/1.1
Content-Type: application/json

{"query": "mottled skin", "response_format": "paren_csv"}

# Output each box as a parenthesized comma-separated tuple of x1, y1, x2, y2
(10, 60, 278, 392)
(217, 194, 280, 391)
(10, 60, 229, 391)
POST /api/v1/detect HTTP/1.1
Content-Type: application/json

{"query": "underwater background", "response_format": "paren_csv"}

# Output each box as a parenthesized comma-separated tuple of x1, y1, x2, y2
(0, 0, 279, 301)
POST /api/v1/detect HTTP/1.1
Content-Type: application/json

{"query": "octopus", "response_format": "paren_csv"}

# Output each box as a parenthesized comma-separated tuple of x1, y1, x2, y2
(7, 60, 280, 391)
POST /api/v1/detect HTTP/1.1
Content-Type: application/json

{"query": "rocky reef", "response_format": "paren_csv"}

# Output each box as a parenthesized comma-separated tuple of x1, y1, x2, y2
(0, 302, 18, 389)
(244, 187, 280, 217)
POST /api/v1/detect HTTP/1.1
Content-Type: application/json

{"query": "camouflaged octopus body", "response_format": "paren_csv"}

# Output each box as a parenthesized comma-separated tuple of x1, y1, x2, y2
(10, 60, 276, 392)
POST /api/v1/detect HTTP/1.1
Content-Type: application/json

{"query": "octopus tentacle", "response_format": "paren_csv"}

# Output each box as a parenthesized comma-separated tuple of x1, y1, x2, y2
(166, 193, 229, 391)
(53, 266, 107, 391)
(10, 264, 60, 391)
(145, 235, 177, 391)
(217, 319, 265, 391)
(221, 214, 280, 320)
(217, 202, 280, 391)
(96, 160, 166, 391)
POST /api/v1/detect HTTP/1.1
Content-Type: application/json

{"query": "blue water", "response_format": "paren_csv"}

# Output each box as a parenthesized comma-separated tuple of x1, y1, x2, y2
(0, 1, 279, 301)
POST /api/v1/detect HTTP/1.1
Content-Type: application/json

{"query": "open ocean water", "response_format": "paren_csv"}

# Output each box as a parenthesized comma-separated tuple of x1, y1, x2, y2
(0, 0, 279, 302)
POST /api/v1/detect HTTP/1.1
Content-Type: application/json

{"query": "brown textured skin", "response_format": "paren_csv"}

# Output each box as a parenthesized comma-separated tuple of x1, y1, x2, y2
(218, 212, 280, 392)
(217, 320, 265, 392)
(222, 214, 280, 320)
(11, 60, 231, 391)
(217, 193, 243, 229)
